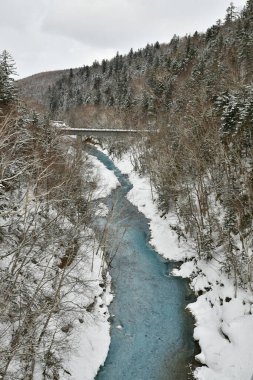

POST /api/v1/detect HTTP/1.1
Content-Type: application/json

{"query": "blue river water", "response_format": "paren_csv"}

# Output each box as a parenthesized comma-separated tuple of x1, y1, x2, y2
(89, 148, 195, 380)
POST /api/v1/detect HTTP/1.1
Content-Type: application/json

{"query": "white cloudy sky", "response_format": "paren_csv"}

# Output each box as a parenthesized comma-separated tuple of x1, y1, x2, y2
(0, 0, 246, 78)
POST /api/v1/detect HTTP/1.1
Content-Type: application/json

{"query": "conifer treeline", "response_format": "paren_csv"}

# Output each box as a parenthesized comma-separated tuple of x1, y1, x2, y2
(43, 2, 252, 128)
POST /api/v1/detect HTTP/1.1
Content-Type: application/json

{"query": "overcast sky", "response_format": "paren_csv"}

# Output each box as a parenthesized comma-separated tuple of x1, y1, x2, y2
(0, 0, 246, 79)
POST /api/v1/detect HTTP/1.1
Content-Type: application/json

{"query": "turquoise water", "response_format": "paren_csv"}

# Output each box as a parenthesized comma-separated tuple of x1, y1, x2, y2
(90, 148, 195, 380)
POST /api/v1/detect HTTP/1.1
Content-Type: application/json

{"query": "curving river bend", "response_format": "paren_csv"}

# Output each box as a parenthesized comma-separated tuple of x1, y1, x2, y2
(90, 148, 195, 380)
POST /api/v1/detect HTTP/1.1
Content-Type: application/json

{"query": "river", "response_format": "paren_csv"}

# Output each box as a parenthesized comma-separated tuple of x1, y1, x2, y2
(89, 148, 195, 380)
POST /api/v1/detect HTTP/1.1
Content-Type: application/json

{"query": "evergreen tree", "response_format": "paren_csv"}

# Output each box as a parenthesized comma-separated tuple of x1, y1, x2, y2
(225, 2, 238, 23)
(101, 59, 107, 74)
(0, 50, 17, 105)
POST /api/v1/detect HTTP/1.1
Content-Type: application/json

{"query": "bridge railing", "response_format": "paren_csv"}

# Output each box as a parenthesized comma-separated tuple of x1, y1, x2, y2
(50, 121, 159, 138)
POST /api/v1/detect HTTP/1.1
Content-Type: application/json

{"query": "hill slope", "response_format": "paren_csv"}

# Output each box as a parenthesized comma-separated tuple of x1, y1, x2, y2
(17, 69, 70, 111)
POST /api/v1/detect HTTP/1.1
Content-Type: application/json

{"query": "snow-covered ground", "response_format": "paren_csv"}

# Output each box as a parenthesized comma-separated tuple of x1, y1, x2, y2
(88, 154, 119, 199)
(66, 247, 112, 380)
(66, 151, 119, 380)
(111, 152, 253, 380)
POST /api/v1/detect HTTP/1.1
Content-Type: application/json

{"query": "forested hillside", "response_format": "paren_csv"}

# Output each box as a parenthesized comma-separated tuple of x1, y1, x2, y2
(18, 69, 70, 113)
(19, 2, 252, 130)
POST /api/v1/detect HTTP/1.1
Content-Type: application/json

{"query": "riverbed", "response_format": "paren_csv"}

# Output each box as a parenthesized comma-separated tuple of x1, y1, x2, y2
(90, 148, 195, 380)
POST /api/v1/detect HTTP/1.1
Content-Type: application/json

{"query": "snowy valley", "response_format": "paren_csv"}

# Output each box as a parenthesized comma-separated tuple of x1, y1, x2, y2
(1, 0, 253, 379)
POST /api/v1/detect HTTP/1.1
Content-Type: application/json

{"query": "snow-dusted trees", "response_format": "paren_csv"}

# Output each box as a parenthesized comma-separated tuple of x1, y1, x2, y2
(0, 50, 17, 105)
(125, 1, 253, 294)
(0, 106, 102, 379)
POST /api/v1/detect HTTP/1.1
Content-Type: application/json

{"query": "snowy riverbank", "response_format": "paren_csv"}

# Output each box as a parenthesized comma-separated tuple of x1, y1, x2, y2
(65, 151, 119, 380)
(111, 151, 253, 380)
(76, 145, 253, 380)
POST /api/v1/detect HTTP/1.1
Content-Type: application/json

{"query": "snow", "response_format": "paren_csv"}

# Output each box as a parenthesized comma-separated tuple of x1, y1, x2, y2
(190, 276, 253, 380)
(66, 142, 119, 199)
(113, 153, 186, 261)
(63, 233, 112, 380)
(64, 151, 120, 380)
(88, 154, 119, 199)
(111, 151, 253, 380)
(67, 264, 112, 380)
(127, 173, 185, 261)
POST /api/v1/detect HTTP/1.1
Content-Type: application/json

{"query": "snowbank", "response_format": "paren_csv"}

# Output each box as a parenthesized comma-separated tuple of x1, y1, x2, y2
(67, 246, 113, 380)
(88, 154, 119, 199)
(66, 152, 119, 380)
(113, 154, 187, 261)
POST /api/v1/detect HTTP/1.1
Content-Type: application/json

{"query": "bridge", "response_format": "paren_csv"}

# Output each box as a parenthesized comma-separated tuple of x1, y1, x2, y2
(53, 123, 157, 139)
(51, 122, 158, 156)
(57, 128, 155, 138)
